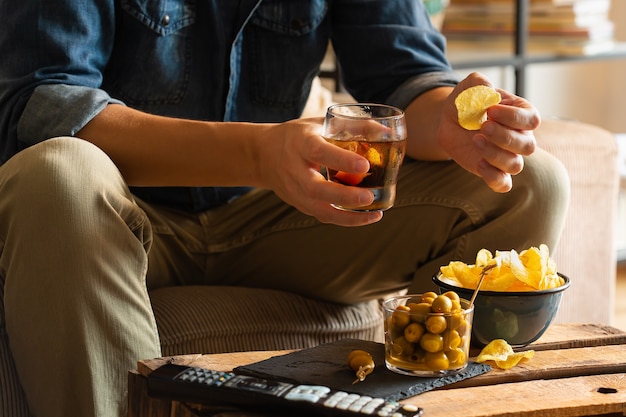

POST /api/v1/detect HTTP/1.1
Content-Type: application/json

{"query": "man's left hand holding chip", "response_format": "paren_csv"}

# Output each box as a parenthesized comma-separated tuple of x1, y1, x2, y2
(404, 72, 541, 193)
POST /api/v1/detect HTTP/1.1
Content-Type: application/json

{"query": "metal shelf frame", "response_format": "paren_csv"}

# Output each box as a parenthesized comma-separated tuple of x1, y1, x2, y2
(448, 0, 626, 97)
(321, 0, 626, 98)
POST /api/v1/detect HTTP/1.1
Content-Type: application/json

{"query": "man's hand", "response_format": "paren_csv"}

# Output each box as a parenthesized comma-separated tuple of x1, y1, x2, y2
(256, 118, 384, 226)
(439, 73, 540, 192)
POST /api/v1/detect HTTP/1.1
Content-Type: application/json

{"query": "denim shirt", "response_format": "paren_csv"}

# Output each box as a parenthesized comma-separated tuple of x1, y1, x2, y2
(0, 0, 458, 211)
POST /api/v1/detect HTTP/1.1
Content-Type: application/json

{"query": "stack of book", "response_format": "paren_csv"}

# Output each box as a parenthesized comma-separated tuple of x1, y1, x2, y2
(442, 0, 616, 56)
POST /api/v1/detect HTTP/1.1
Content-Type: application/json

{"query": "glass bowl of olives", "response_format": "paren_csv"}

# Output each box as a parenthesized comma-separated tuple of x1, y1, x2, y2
(382, 292, 473, 377)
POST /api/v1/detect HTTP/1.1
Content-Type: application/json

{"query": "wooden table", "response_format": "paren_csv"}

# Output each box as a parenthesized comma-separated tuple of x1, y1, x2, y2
(129, 323, 626, 417)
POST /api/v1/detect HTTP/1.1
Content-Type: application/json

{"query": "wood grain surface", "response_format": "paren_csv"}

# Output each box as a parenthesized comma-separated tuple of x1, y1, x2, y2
(129, 323, 626, 417)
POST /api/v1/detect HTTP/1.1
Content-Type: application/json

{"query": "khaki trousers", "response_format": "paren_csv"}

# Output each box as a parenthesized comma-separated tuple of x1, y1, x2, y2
(0, 136, 569, 417)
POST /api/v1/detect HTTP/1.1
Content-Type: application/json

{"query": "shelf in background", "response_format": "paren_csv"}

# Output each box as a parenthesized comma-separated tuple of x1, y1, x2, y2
(319, 0, 626, 97)
(449, 41, 626, 70)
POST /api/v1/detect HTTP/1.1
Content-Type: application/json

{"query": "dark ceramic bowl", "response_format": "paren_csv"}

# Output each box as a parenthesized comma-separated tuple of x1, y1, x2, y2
(432, 273, 571, 347)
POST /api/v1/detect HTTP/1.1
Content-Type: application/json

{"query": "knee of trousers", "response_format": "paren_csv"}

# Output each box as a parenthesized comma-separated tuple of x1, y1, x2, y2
(507, 147, 571, 242)
(0, 137, 131, 214)
(518, 147, 570, 210)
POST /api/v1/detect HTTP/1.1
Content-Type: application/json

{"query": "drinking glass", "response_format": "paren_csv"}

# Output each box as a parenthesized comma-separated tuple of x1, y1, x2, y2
(322, 103, 407, 211)
(383, 294, 474, 377)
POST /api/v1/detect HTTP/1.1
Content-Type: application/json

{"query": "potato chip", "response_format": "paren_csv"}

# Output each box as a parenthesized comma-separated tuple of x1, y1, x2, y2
(494, 350, 535, 370)
(519, 247, 544, 285)
(455, 85, 502, 131)
(483, 270, 517, 292)
(438, 244, 563, 292)
(508, 249, 533, 286)
(476, 339, 534, 370)
(475, 248, 494, 268)
(449, 261, 479, 288)
(476, 339, 513, 362)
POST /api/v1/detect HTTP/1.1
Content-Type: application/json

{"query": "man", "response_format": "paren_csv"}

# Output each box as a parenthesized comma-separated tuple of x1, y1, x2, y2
(0, 1, 569, 416)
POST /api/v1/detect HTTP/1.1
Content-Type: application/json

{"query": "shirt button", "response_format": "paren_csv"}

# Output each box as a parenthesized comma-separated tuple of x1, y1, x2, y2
(161, 14, 171, 26)
(291, 18, 305, 30)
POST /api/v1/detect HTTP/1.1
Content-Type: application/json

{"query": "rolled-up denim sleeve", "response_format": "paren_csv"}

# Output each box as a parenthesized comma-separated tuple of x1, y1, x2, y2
(17, 85, 124, 147)
(385, 71, 460, 111)
(0, 0, 118, 163)
(331, 0, 459, 109)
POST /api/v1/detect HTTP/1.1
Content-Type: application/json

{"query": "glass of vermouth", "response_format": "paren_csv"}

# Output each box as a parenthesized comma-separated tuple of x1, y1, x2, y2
(322, 103, 407, 211)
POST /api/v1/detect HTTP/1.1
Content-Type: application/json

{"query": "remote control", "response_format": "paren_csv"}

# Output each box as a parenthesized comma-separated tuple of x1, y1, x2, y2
(147, 363, 423, 417)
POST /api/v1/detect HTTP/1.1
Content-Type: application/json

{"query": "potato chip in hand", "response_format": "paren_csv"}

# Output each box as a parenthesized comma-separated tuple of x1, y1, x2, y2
(455, 85, 502, 130)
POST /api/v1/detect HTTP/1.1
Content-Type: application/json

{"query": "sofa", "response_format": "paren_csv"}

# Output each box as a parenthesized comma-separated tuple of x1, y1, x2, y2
(0, 114, 619, 417)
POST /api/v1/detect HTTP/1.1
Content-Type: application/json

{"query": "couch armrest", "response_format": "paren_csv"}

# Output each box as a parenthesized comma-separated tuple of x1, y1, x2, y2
(536, 118, 619, 325)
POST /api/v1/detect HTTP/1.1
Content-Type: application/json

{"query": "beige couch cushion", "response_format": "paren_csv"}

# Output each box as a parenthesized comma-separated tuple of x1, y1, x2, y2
(537, 118, 619, 325)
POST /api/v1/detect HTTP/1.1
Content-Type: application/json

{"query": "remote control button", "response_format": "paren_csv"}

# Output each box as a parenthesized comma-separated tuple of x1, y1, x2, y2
(336, 393, 360, 410)
(402, 404, 420, 412)
(284, 385, 330, 403)
(378, 402, 402, 417)
(349, 395, 372, 412)
(323, 391, 350, 408)
(323, 392, 341, 407)
(362, 398, 385, 414)
(284, 392, 320, 403)
(336, 401, 351, 410)
(331, 391, 349, 398)
(309, 386, 331, 396)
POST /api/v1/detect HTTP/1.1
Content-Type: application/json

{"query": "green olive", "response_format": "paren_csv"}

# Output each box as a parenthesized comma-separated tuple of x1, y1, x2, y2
(404, 322, 425, 343)
(431, 295, 453, 313)
(391, 305, 411, 328)
(347, 350, 375, 384)
(450, 299, 462, 312)
(419, 332, 444, 353)
(447, 310, 466, 331)
(408, 302, 432, 318)
(425, 351, 450, 370)
(425, 315, 447, 334)
(420, 292, 438, 302)
(347, 349, 371, 364)
(443, 329, 461, 350)
(442, 291, 461, 303)
(446, 348, 466, 368)
(391, 336, 415, 357)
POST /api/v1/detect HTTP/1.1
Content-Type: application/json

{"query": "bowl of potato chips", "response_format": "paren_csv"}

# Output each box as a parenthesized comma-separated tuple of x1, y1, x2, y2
(432, 244, 570, 348)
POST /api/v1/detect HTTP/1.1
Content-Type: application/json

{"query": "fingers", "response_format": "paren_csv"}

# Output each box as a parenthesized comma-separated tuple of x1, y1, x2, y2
(471, 119, 534, 192)
(448, 74, 540, 191)
(272, 127, 384, 226)
(311, 202, 384, 226)
(487, 95, 541, 133)
(473, 134, 525, 176)
(480, 120, 536, 157)
(476, 159, 513, 193)
(308, 136, 371, 178)
(313, 176, 376, 211)
(284, 174, 384, 226)
(454, 72, 493, 95)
